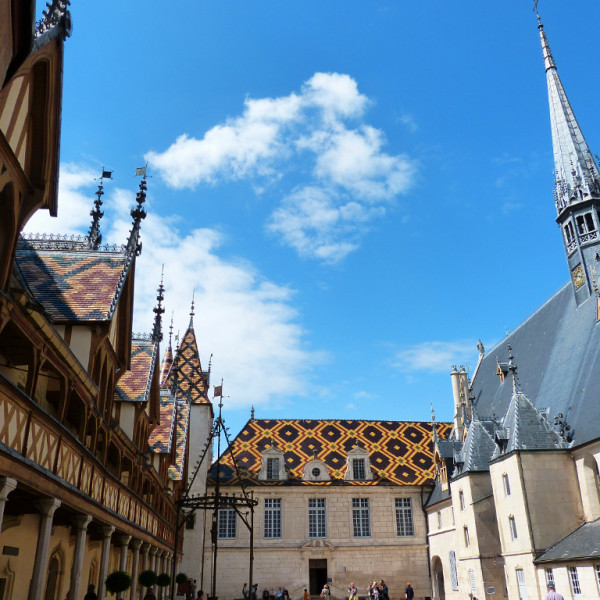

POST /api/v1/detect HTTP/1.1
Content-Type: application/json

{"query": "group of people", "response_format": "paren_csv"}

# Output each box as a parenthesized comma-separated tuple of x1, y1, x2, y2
(243, 583, 290, 600)
(365, 580, 390, 600)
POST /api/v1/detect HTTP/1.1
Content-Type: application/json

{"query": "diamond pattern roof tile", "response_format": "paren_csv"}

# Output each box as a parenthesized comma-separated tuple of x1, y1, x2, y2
(168, 401, 190, 481)
(210, 418, 451, 486)
(148, 392, 176, 453)
(16, 248, 129, 321)
(115, 339, 157, 403)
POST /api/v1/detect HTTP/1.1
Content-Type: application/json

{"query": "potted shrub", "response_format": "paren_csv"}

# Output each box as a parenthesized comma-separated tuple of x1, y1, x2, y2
(176, 573, 189, 585)
(139, 570, 158, 594)
(105, 571, 131, 597)
(157, 573, 171, 589)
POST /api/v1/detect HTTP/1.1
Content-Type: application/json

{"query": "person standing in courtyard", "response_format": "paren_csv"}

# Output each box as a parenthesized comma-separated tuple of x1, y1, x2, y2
(405, 583, 414, 600)
(380, 581, 388, 600)
(545, 583, 564, 600)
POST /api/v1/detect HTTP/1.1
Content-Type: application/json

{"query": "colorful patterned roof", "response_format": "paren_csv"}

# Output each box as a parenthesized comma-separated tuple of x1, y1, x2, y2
(159, 344, 173, 387)
(166, 321, 211, 405)
(168, 401, 190, 481)
(210, 419, 452, 486)
(16, 248, 130, 321)
(115, 339, 157, 403)
(148, 392, 176, 453)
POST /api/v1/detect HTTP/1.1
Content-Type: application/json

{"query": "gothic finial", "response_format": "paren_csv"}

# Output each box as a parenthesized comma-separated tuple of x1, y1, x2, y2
(507, 345, 521, 394)
(168, 312, 174, 348)
(126, 168, 148, 256)
(189, 291, 195, 327)
(477, 339, 485, 356)
(152, 267, 165, 343)
(250, 405, 255, 420)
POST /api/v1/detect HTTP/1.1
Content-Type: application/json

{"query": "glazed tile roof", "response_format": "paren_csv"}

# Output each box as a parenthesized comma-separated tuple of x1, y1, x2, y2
(16, 247, 130, 322)
(159, 344, 173, 387)
(115, 338, 157, 403)
(166, 321, 211, 405)
(168, 401, 190, 481)
(148, 392, 176, 453)
(210, 419, 452, 486)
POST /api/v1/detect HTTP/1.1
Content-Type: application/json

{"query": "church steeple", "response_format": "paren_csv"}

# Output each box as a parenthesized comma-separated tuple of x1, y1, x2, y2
(539, 17, 600, 304)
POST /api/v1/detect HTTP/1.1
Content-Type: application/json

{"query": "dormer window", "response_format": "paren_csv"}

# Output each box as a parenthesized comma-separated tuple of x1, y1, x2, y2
(302, 456, 330, 482)
(267, 458, 279, 480)
(344, 445, 373, 481)
(258, 445, 287, 481)
(353, 458, 366, 480)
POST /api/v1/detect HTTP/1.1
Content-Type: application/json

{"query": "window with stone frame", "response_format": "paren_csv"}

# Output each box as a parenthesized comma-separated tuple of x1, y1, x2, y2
(218, 508, 236, 539)
(352, 458, 366, 480)
(509, 515, 518, 540)
(516, 569, 527, 600)
(437, 511, 442, 530)
(502, 473, 511, 496)
(264, 498, 282, 539)
(576, 211, 597, 237)
(545, 569, 554, 588)
(395, 498, 414, 536)
(595, 565, 600, 594)
(469, 569, 477, 595)
(185, 513, 196, 530)
(568, 567, 582, 599)
(459, 490, 465, 510)
(449, 551, 459, 591)
(308, 498, 326, 538)
(463, 526, 470, 547)
(352, 498, 370, 537)
(266, 457, 280, 480)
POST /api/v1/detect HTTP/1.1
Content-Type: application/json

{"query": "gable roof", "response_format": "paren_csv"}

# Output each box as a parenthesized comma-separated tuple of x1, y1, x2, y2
(148, 392, 176, 453)
(471, 283, 600, 448)
(115, 338, 158, 403)
(210, 418, 452, 486)
(167, 401, 190, 481)
(16, 241, 132, 322)
(166, 321, 210, 405)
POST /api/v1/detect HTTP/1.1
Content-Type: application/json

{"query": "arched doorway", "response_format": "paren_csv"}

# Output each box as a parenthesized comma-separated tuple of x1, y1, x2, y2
(432, 556, 445, 600)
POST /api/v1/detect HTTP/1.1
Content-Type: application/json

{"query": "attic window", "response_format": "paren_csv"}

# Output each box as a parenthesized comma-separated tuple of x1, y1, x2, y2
(344, 446, 374, 481)
(258, 446, 286, 481)
(353, 458, 366, 480)
(266, 458, 279, 480)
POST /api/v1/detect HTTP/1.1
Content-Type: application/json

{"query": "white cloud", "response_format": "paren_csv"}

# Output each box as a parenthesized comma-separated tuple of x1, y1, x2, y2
(146, 72, 416, 262)
(393, 340, 478, 373)
(25, 163, 98, 235)
(25, 166, 319, 408)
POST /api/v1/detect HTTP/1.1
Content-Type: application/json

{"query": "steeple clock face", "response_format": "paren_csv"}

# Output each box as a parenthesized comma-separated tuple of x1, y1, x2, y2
(572, 264, 585, 289)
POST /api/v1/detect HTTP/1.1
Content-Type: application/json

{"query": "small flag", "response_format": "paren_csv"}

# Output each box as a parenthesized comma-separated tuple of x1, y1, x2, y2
(135, 166, 147, 177)
(214, 385, 223, 397)
(102, 169, 113, 179)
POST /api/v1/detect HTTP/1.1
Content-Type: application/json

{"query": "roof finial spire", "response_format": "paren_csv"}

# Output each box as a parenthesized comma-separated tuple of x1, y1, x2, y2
(189, 291, 195, 327)
(250, 405, 255, 420)
(126, 167, 148, 256)
(168, 312, 174, 349)
(152, 266, 165, 343)
(88, 168, 112, 250)
(507, 345, 521, 395)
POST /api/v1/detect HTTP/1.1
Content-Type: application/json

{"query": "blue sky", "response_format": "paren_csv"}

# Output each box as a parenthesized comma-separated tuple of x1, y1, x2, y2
(29, 1, 600, 438)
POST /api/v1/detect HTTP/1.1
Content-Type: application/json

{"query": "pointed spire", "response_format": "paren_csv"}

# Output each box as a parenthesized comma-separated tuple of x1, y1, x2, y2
(152, 267, 165, 343)
(507, 345, 521, 395)
(88, 169, 111, 250)
(538, 17, 600, 214)
(126, 172, 148, 256)
(189, 292, 195, 328)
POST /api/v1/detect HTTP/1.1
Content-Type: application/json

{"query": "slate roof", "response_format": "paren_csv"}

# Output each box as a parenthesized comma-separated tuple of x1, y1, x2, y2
(471, 283, 600, 448)
(535, 518, 600, 563)
(210, 418, 452, 486)
(167, 401, 190, 481)
(492, 390, 564, 458)
(16, 245, 130, 322)
(115, 338, 157, 403)
(148, 391, 176, 453)
(165, 320, 210, 405)
(454, 417, 496, 473)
